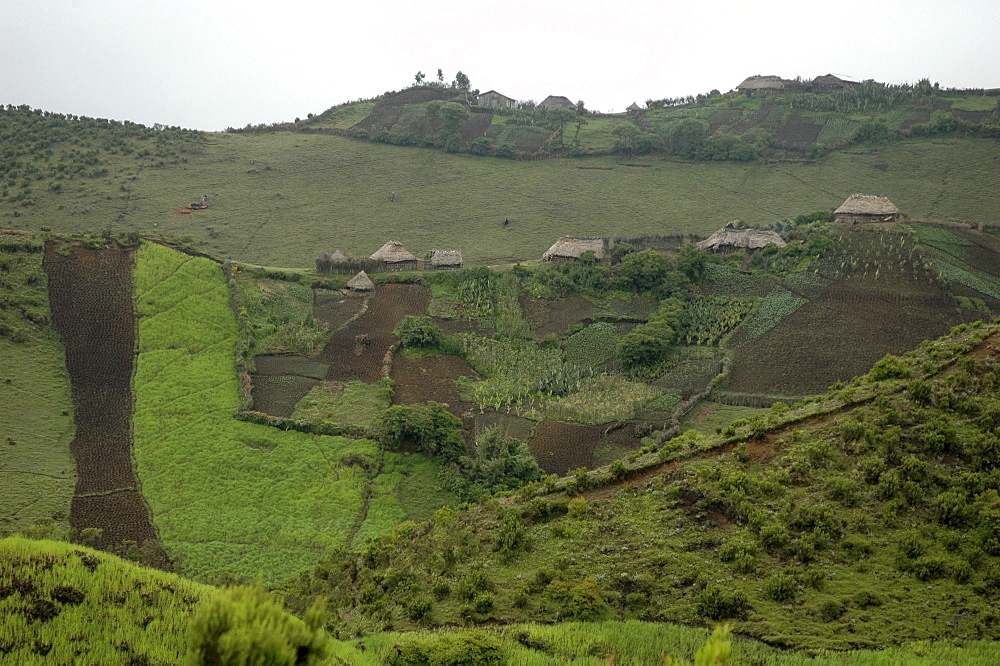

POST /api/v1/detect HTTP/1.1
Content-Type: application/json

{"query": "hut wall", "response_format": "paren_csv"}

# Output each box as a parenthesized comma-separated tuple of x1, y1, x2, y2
(317, 258, 426, 275)
(835, 212, 901, 225)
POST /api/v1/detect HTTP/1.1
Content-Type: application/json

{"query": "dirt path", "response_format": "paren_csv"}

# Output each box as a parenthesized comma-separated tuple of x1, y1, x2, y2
(43, 243, 169, 568)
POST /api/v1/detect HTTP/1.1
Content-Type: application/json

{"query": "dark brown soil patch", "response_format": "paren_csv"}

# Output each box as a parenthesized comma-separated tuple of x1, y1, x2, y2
(520, 294, 597, 338)
(473, 412, 535, 440)
(391, 353, 479, 424)
(43, 243, 167, 567)
(313, 290, 365, 329)
(250, 355, 328, 417)
(529, 420, 598, 474)
(773, 113, 824, 146)
(251, 375, 321, 418)
(319, 284, 430, 383)
(71, 492, 169, 566)
(728, 272, 962, 396)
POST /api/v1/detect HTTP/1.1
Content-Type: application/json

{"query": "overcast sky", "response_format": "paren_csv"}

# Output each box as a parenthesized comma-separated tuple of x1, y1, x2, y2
(3, 0, 998, 131)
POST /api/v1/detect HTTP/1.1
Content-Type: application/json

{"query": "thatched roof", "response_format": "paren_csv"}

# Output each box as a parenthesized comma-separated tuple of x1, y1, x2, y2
(696, 221, 787, 252)
(330, 249, 348, 263)
(347, 270, 374, 291)
(812, 74, 859, 89)
(428, 250, 463, 267)
(370, 241, 416, 263)
(626, 102, 643, 112)
(539, 95, 575, 110)
(835, 194, 901, 216)
(736, 75, 788, 91)
(542, 237, 606, 261)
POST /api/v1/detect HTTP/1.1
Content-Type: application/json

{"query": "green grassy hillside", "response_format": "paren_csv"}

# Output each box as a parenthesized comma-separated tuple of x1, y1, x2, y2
(294, 321, 1000, 652)
(0, 235, 75, 539)
(2, 104, 998, 268)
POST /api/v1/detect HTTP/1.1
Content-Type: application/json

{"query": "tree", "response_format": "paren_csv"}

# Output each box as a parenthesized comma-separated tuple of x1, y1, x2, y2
(453, 71, 471, 91)
(379, 402, 466, 463)
(414, 71, 426, 86)
(677, 243, 707, 282)
(617, 331, 671, 370)
(617, 249, 671, 291)
(576, 100, 586, 115)
(669, 118, 710, 158)
(394, 315, 442, 348)
(462, 428, 542, 493)
(437, 68, 444, 83)
(185, 587, 328, 665)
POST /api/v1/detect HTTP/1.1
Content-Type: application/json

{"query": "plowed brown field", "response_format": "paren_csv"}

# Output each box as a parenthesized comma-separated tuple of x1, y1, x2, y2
(43, 243, 167, 567)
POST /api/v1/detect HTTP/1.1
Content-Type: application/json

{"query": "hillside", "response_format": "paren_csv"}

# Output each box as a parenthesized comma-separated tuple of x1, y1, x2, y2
(2, 91, 999, 268)
(293, 320, 1000, 652)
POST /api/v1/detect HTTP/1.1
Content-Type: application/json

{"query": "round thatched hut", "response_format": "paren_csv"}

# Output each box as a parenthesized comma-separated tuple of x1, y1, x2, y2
(347, 270, 375, 292)
(696, 220, 787, 254)
(834, 194, 902, 224)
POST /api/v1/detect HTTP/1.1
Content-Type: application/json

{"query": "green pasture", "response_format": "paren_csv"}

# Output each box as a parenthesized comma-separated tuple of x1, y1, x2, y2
(0, 240, 75, 538)
(131, 242, 454, 585)
(4, 125, 999, 269)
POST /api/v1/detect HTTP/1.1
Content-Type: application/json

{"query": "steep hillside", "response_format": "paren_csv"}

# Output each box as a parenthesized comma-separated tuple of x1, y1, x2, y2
(294, 321, 1000, 652)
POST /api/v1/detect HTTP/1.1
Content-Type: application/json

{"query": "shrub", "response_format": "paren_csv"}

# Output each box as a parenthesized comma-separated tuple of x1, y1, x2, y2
(494, 142, 517, 159)
(470, 137, 492, 156)
(567, 496, 589, 518)
(378, 402, 465, 462)
(394, 315, 443, 348)
(758, 522, 789, 551)
(185, 586, 327, 665)
(697, 585, 750, 620)
(868, 355, 911, 381)
(764, 573, 798, 602)
(390, 631, 503, 665)
(818, 599, 845, 622)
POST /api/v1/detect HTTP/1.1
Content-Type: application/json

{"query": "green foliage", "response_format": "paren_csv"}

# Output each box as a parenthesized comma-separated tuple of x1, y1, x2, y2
(185, 586, 327, 665)
(697, 585, 749, 620)
(379, 402, 466, 463)
(395, 315, 443, 348)
(290, 378, 393, 429)
(461, 428, 542, 496)
(389, 630, 503, 665)
(868, 354, 912, 381)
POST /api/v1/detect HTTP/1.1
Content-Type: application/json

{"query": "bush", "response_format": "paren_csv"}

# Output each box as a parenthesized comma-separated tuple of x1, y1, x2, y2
(394, 315, 443, 349)
(818, 599, 845, 622)
(697, 585, 750, 620)
(470, 137, 492, 156)
(494, 142, 517, 159)
(185, 587, 327, 665)
(378, 402, 465, 462)
(764, 573, 798, 602)
(868, 355, 911, 381)
(390, 631, 503, 665)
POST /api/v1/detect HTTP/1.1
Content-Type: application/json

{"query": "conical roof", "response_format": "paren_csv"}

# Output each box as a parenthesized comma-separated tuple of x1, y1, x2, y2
(834, 194, 900, 216)
(370, 241, 416, 263)
(347, 270, 375, 291)
(330, 249, 347, 263)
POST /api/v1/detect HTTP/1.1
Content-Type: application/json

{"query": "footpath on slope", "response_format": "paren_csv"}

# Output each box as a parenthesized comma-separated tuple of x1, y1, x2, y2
(43, 242, 169, 568)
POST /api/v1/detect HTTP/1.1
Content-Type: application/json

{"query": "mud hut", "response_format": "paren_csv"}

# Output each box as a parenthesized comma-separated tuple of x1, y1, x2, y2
(479, 90, 516, 109)
(428, 250, 463, 269)
(834, 194, 902, 224)
(696, 220, 787, 254)
(347, 270, 375, 292)
(626, 102, 643, 114)
(539, 95, 576, 110)
(370, 241, 418, 271)
(330, 249, 348, 264)
(542, 237, 606, 262)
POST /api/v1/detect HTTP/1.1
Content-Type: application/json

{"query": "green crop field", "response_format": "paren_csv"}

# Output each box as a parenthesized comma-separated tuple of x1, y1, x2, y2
(131, 242, 454, 584)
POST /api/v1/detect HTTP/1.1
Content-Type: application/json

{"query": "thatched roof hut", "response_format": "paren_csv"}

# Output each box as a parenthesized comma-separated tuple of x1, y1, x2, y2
(539, 95, 576, 110)
(428, 250, 463, 269)
(696, 220, 787, 253)
(811, 74, 859, 93)
(347, 270, 375, 291)
(834, 194, 902, 224)
(542, 237, 606, 262)
(736, 75, 789, 93)
(626, 102, 643, 113)
(370, 241, 417, 263)
(330, 249, 348, 263)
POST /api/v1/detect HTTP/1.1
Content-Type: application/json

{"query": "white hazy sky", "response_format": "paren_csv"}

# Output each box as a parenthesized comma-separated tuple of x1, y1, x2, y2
(3, 0, 998, 131)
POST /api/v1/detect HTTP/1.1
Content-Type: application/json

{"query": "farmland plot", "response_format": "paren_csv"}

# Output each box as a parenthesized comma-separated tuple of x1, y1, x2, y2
(131, 243, 452, 584)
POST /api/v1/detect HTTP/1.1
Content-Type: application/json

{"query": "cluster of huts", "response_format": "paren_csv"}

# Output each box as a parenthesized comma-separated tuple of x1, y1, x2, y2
(319, 241, 463, 291)
(735, 74, 860, 96)
(324, 193, 901, 291)
(478, 91, 577, 111)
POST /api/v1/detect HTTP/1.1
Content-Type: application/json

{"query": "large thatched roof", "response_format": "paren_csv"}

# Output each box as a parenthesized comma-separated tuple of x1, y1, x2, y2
(835, 194, 901, 216)
(370, 241, 416, 263)
(542, 237, 605, 261)
(347, 270, 374, 291)
(539, 95, 575, 110)
(696, 220, 787, 252)
(736, 75, 789, 91)
(626, 102, 643, 112)
(330, 249, 347, 263)
(428, 250, 463, 267)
